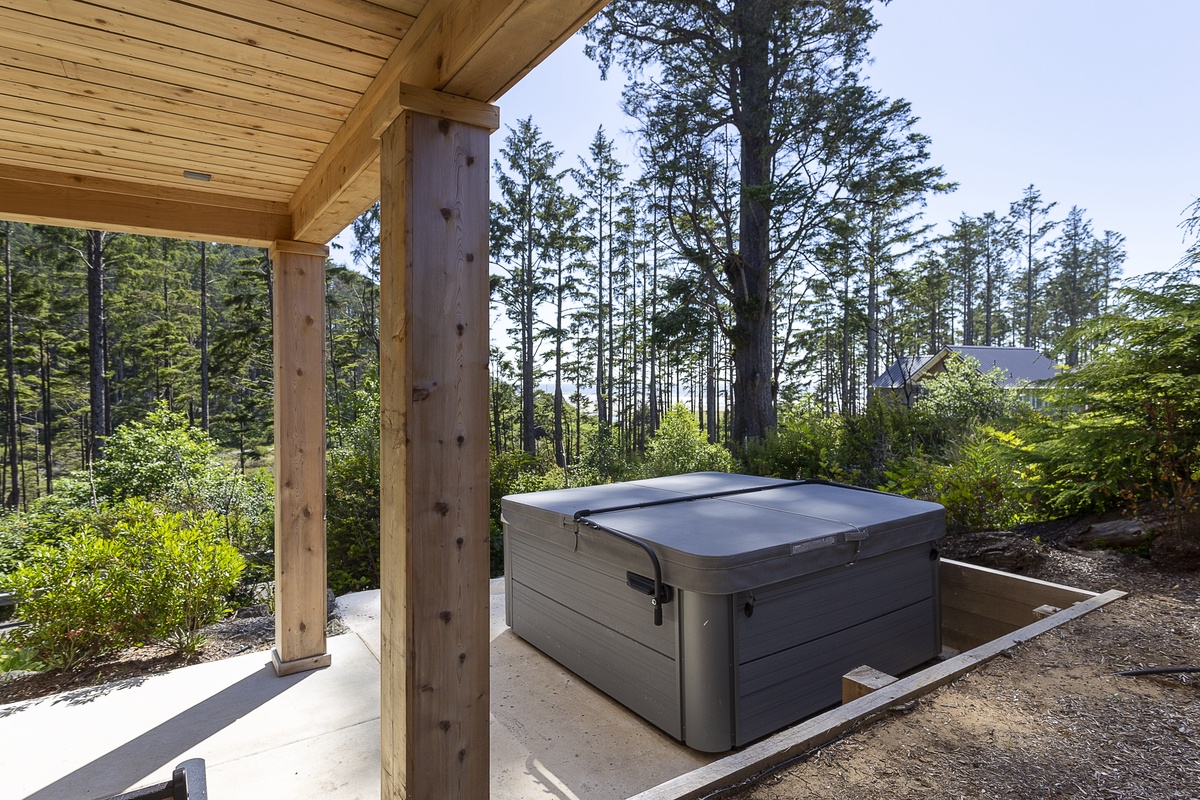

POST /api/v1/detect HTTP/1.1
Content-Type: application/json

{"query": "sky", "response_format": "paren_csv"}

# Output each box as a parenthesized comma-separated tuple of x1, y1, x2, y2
(474, 0, 1200, 280)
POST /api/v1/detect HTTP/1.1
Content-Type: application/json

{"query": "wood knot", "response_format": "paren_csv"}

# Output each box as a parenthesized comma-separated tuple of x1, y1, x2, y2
(465, 253, 474, 262)
(438, 118, 450, 133)
(456, 537, 464, 549)
(439, 610, 453, 623)
(456, 323, 465, 336)
(413, 381, 436, 401)
(458, 748, 467, 763)
(458, 652, 467, 665)
(439, 720, 451, 731)
(466, 156, 475, 166)
(456, 433, 465, 445)
(440, 207, 452, 220)
(434, 501, 450, 516)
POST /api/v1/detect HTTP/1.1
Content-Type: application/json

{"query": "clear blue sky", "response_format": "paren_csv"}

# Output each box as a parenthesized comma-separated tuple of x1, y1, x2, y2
(484, 0, 1200, 279)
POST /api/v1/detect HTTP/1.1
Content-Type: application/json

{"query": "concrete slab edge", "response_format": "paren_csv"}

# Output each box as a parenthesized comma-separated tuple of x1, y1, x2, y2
(630, 588, 1127, 800)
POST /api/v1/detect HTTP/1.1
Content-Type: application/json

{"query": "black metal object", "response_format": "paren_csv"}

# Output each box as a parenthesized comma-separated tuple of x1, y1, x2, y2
(102, 758, 208, 800)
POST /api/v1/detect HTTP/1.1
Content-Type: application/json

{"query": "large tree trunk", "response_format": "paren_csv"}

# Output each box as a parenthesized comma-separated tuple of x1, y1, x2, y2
(4, 222, 18, 509)
(86, 230, 107, 464)
(521, 253, 536, 454)
(199, 241, 210, 431)
(40, 335, 52, 494)
(729, 0, 777, 443)
(553, 257, 566, 468)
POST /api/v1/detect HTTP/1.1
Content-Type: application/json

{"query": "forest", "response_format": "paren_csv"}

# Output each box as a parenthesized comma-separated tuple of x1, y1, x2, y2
(1, 0, 1198, 671)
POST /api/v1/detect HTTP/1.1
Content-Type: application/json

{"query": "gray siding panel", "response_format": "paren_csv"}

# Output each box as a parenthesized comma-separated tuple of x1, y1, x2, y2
(508, 533, 676, 654)
(738, 545, 937, 663)
(508, 534, 682, 738)
(735, 598, 940, 744)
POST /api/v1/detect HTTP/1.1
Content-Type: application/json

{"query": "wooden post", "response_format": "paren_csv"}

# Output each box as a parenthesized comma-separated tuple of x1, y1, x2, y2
(379, 110, 490, 798)
(269, 239, 332, 676)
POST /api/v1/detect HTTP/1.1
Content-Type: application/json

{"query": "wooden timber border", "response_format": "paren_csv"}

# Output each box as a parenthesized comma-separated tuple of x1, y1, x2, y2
(630, 559, 1126, 800)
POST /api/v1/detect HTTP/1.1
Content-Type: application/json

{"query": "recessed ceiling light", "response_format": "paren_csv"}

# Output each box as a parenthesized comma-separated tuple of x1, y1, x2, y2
(183, 170, 212, 181)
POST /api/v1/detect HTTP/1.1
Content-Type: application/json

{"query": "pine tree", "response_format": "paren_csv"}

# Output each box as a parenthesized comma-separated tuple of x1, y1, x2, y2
(588, 0, 899, 442)
(1008, 185, 1057, 349)
(491, 117, 564, 455)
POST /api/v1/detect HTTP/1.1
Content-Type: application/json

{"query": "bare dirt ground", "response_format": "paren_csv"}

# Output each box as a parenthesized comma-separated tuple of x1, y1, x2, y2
(724, 545, 1200, 800)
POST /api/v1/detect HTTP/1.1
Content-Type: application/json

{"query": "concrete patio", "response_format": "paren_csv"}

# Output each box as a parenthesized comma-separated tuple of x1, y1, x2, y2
(1, 580, 717, 800)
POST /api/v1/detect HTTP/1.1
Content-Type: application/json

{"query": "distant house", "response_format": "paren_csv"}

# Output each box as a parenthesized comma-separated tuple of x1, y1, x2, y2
(872, 345, 1058, 407)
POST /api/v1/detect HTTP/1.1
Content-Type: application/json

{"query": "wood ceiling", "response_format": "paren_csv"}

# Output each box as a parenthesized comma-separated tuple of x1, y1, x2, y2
(0, 0, 607, 246)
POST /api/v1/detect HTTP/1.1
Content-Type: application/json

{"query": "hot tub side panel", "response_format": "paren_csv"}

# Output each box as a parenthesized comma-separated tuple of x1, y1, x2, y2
(504, 522, 683, 738)
(730, 543, 942, 745)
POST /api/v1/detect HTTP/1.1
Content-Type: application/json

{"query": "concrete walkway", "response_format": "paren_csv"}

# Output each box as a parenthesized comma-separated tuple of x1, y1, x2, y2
(1, 580, 716, 800)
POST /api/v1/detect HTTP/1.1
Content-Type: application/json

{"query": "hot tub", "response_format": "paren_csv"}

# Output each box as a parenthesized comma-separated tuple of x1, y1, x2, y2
(501, 472, 944, 752)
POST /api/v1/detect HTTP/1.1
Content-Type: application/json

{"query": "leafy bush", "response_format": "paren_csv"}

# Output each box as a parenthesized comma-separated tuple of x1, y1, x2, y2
(740, 401, 844, 480)
(1, 500, 244, 668)
(883, 428, 1034, 534)
(835, 395, 931, 487)
(326, 380, 381, 595)
(0, 479, 99, 574)
(1, 533, 142, 670)
(92, 403, 219, 503)
(639, 404, 734, 478)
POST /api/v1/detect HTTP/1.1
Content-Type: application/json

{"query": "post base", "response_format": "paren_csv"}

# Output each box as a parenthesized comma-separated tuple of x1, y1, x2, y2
(271, 648, 332, 676)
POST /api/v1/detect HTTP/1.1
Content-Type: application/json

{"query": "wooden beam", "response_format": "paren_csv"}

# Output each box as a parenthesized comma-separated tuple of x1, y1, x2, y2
(289, 0, 608, 244)
(270, 239, 331, 677)
(387, 84, 499, 133)
(0, 165, 291, 246)
(939, 559, 1099, 652)
(379, 110, 490, 799)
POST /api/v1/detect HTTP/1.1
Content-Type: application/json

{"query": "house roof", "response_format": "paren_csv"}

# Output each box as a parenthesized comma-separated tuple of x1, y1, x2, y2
(0, 0, 607, 246)
(871, 354, 937, 389)
(951, 345, 1057, 388)
(873, 346, 1057, 390)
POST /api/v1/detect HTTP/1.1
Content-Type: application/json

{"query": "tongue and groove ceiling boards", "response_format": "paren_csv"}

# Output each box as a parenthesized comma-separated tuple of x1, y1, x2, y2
(0, 0, 608, 245)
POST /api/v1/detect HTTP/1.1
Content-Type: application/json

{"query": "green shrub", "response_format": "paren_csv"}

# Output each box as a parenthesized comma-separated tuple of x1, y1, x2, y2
(326, 380, 381, 595)
(2, 533, 143, 670)
(740, 402, 844, 480)
(883, 428, 1033, 534)
(0, 480, 98, 574)
(116, 503, 246, 655)
(93, 403, 219, 503)
(1, 500, 244, 668)
(639, 405, 734, 479)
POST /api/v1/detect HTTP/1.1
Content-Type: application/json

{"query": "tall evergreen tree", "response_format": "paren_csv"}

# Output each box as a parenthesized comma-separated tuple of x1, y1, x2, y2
(588, 0, 894, 442)
(1046, 206, 1101, 366)
(3, 222, 17, 508)
(85, 229, 111, 463)
(572, 127, 625, 449)
(491, 117, 562, 455)
(1008, 185, 1057, 349)
(976, 211, 1018, 345)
